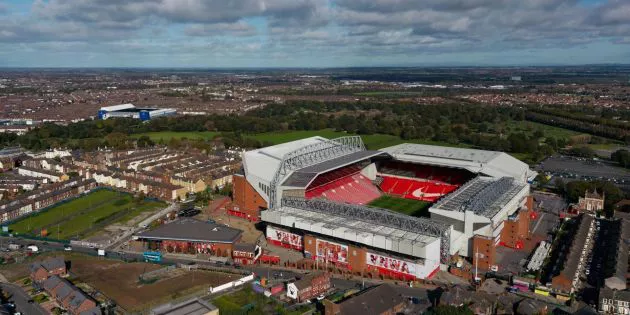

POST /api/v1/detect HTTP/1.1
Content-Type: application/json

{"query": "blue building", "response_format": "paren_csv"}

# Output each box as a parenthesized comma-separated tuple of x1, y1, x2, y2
(97, 104, 176, 121)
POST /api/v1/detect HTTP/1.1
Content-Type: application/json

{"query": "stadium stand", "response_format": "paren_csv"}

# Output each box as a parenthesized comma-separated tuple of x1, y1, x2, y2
(306, 173, 381, 205)
(379, 162, 472, 185)
(378, 176, 459, 202)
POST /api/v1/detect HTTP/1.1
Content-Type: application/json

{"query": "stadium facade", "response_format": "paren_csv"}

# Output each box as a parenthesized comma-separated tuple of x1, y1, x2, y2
(97, 104, 176, 121)
(232, 136, 537, 280)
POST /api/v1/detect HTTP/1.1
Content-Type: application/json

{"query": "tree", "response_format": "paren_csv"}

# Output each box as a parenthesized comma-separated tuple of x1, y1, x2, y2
(612, 149, 630, 168)
(136, 135, 155, 148)
(105, 132, 129, 150)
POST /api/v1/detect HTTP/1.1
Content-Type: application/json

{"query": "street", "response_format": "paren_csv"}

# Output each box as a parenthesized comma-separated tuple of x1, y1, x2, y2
(0, 283, 47, 315)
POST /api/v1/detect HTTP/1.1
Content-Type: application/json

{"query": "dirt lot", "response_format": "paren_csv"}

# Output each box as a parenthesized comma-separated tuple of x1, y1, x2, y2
(70, 257, 239, 311)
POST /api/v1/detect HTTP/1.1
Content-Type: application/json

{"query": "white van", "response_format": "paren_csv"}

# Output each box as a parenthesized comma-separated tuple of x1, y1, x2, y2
(26, 245, 39, 253)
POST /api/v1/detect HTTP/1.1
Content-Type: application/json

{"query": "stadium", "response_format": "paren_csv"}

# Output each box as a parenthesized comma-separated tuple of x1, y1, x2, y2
(97, 104, 176, 121)
(232, 136, 537, 280)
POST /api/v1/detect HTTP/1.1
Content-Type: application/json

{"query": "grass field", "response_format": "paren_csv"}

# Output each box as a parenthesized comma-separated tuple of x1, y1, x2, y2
(368, 195, 432, 217)
(9, 190, 165, 240)
(213, 287, 311, 315)
(505, 120, 583, 139)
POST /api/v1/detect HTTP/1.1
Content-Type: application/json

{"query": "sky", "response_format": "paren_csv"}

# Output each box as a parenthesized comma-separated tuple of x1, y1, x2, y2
(0, 0, 629, 68)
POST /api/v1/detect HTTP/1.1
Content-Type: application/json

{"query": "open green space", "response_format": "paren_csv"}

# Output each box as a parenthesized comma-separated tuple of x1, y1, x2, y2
(212, 287, 312, 315)
(9, 190, 165, 240)
(131, 131, 220, 142)
(368, 195, 432, 217)
(503, 120, 583, 139)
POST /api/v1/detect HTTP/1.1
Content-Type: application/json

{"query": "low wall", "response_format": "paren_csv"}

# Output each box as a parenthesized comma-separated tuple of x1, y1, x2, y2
(208, 274, 255, 294)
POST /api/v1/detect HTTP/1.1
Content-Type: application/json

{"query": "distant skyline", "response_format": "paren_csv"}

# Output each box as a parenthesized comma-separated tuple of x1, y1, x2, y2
(0, 0, 629, 68)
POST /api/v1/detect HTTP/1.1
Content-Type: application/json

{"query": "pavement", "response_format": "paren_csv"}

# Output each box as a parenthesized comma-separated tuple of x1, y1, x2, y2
(0, 282, 47, 315)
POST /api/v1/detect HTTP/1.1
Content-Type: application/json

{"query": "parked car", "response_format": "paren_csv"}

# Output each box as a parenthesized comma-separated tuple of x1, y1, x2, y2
(63, 245, 72, 251)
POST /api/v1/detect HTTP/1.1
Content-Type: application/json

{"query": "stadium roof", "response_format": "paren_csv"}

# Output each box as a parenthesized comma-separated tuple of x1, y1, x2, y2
(282, 150, 387, 187)
(381, 143, 536, 183)
(135, 218, 242, 244)
(262, 198, 447, 260)
(243, 136, 330, 184)
(100, 103, 136, 111)
(431, 176, 528, 219)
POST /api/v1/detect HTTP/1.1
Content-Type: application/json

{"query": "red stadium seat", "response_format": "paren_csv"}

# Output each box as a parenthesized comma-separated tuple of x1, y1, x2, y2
(306, 172, 381, 205)
(378, 176, 458, 202)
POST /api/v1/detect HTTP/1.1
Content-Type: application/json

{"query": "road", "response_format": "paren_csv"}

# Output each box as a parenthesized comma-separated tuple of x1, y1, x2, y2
(0, 283, 47, 315)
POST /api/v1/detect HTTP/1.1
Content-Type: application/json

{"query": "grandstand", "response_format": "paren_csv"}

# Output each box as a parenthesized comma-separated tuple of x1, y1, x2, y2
(233, 137, 536, 277)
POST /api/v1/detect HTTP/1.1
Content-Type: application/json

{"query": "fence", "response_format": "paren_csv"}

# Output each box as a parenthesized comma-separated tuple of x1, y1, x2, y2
(70, 240, 100, 248)
(208, 274, 254, 294)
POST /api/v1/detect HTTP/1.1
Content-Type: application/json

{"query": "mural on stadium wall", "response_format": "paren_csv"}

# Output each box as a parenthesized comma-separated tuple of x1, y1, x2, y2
(366, 252, 416, 275)
(316, 239, 348, 263)
(267, 226, 303, 248)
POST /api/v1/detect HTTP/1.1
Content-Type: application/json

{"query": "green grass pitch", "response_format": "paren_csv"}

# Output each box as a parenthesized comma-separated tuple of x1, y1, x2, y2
(10, 189, 165, 240)
(368, 195, 432, 218)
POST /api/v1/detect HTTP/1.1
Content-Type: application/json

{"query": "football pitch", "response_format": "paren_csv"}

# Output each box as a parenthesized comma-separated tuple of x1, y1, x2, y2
(10, 189, 166, 240)
(368, 195, 432, 218)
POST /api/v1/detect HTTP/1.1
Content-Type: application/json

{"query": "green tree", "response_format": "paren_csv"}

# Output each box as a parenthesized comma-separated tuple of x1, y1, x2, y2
(612, 149, 630, 168)
(105, 132, 129, 149)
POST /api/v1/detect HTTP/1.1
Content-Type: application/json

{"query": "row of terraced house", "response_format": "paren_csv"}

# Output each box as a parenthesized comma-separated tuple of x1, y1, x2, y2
(0, 178, 96, 223)
(82, 148, 239, 200)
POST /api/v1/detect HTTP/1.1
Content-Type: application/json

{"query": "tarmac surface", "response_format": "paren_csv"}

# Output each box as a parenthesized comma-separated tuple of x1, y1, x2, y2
(0, 282, 47, 315)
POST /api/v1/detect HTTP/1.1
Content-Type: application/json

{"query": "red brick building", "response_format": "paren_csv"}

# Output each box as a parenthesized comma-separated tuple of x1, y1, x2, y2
(42, 275, 100, 315)
(231, 174, 267, 221)
(134, 218, 243, 258)
(30, 257, 67, 282)
(232, 243, 262, 265)
(287, 272, 330, 302)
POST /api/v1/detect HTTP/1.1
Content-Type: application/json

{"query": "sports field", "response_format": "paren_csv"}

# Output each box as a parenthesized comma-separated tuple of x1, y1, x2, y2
(368, 195, 432, 217)
(10, 190, 166, 240)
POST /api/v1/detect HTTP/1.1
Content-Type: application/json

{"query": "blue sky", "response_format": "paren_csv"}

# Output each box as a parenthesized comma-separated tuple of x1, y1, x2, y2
(0, 0, 629, 67)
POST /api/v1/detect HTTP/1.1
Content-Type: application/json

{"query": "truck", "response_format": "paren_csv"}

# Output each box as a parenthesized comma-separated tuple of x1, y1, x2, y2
(97, 249, 106, 256)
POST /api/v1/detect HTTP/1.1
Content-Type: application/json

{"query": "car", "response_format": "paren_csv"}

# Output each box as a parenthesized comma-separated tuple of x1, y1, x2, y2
(27, 299, 34, 303)
(316, 294, 326, 301)
(63, 245, 72, 251)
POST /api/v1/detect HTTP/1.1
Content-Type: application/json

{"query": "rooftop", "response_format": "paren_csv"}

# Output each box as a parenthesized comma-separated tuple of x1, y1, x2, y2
(381, 143, 535, 182)
(263, 197, 446, 259)
(336, 284, 405, 314)
(432, 176, 527, 218)
(135, 218, 242, 244)
(151, 298, 218, 315)
(282, 150, 386, 187)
